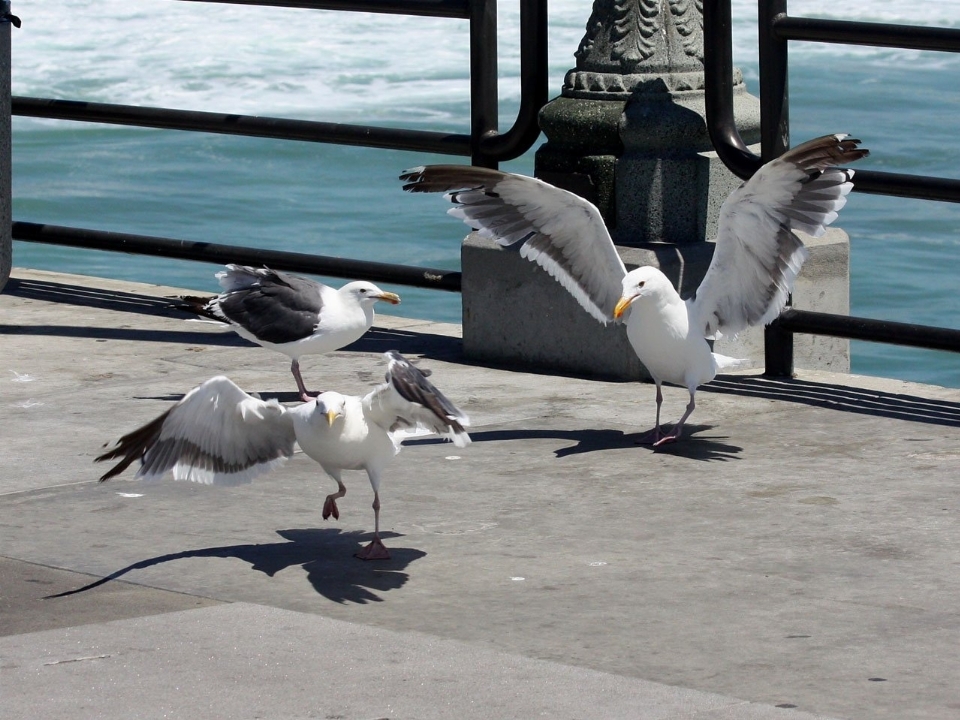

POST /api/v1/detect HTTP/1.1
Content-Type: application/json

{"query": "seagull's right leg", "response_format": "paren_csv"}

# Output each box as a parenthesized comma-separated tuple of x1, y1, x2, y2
(635, 383, 664, 445)
(291, 359, 316, 402)
(322, 472, 346, 521)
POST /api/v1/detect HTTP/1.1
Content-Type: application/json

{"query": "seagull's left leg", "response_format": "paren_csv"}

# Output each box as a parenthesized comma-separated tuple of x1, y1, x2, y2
(356, 472, 390, 560)
(653, 389, 696, 447)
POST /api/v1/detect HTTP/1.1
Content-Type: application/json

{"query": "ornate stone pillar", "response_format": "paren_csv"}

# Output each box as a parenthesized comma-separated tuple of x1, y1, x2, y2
(537, 0, 761, 247)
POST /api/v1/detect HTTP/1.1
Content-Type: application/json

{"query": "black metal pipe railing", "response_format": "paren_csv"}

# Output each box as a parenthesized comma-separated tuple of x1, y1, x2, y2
(10, 0, 548, 295)
(704, 0, 960, 378)
(774, 309, 960, 354)
(11, 221, 462, 292)
(12, 0, 548, 166)
(771, 15, 960, 53)
(704, 0, 960, 202)
(12, 98, 474, 156)
(180, 0, 472, 19)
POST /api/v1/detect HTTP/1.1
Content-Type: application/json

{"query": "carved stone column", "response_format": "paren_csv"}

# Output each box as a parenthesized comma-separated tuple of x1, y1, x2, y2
(537, 0, 761, 246)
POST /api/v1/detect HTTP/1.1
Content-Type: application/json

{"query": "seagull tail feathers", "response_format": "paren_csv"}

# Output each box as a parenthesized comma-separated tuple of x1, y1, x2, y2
(172, 294, 225, 323)
(712, 353, 755, 372)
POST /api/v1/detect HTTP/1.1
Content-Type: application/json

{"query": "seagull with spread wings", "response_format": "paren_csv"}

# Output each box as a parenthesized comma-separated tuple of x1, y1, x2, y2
(96, 351, 470, 559)
(182, 265, 401, 402)
(401, 134, 868, 445)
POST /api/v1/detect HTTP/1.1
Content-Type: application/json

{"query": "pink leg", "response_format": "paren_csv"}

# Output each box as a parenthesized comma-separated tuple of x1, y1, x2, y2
(291, 359, 317, 402)
(355, 491, 390, 560)
(322, 478, 346, 521)
(652, 390, 696, 447)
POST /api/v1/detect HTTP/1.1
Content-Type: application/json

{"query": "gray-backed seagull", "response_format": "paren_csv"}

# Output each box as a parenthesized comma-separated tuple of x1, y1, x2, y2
(96, 350, 470, 560)
(182, 265, 401, 402)
(401, 134, 868, 445)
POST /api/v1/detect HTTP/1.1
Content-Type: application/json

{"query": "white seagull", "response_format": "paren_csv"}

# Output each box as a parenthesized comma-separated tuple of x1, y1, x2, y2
(182, 265, 401, 402)
(401, 134, 868, 445)
(96, 350, 470, 560)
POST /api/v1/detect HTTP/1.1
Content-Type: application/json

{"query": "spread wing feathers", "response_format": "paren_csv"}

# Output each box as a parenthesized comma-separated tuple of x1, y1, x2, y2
(96, 376, 296, 486)
(691, 134, 868, 338)
(364, 350, 471, 447)
(400, 165, 627, 324)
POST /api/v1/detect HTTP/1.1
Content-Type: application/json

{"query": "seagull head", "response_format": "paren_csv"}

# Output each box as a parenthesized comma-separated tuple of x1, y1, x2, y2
(341, 281, 401, 307)
(315, 392, 348, 426)
(613, 267, 675, 319)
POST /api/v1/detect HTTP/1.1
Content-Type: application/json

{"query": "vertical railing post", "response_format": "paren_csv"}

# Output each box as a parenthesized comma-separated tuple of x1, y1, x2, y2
(758, 0, 789, 161)
(468, 0, 498, 168)
(0, 2, 17, 293)
(758, 0, 795, 377)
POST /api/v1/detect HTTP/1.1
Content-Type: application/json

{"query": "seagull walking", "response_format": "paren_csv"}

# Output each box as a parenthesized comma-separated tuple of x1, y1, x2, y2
(182, 265, 401, 401)
(401, 134, 868, 445)
(96, 351, 470, 559)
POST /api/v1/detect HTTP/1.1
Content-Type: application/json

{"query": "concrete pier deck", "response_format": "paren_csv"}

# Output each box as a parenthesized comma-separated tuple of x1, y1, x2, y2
(2, 268, 959, 719)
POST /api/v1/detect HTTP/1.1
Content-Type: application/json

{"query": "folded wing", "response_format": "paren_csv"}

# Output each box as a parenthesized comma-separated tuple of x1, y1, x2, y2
(691, 134, 868, 338)
(400, 165, 627, 324)
(96, 376, 297, 485)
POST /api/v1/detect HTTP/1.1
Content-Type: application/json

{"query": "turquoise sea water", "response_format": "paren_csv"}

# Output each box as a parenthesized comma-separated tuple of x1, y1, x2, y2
(8, 0, 960, 387)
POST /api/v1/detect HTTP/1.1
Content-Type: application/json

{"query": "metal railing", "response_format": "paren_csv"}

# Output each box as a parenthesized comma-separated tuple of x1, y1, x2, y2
(8, 0, 549, 292)
(703, 0, 960, 376)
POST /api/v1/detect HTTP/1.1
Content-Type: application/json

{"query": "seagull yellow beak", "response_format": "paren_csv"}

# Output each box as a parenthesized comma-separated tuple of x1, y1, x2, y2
(377, 291, 401, 305)
(613, 295, 635, 320)
(325, 410, 340, 426)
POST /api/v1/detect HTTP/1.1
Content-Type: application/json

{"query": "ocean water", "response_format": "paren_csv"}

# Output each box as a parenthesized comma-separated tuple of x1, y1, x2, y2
(8, 0, 960, 387)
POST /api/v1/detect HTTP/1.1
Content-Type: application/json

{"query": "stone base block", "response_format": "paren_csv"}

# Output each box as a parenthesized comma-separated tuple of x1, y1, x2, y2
(461, 228, 850, 380)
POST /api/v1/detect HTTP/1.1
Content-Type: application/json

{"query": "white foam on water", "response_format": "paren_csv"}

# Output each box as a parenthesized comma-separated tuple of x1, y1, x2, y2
(12, 0, 957, 120)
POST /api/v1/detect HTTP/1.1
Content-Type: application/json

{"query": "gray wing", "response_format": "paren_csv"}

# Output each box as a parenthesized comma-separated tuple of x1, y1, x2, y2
(96, 376, 297, 485)
(365, 350, 471, 447)
(400, 165, 627, 324)
(691, 134, 869, 338)
(213, 265, 325, 344)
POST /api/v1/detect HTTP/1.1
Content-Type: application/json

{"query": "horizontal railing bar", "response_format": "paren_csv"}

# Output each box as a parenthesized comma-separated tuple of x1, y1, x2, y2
(177, 0, 471, 19)
(12, 97, 473, 156)
(848, 169, 960, 204)
(776, 309, 960, 353)
(773, 16, 960, 53)
(12, 221, 463, 292)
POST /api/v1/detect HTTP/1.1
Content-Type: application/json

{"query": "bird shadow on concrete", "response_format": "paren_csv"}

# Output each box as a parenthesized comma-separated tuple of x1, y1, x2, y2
(706, 375, 960, 428)
(347, 326, 464, 362)
(5, 277, 203, 317)
(0, 322, 253, 346)
(43, 528, 425, 605)
(406, 427, 742, 462)
(4, 277, 464, 357)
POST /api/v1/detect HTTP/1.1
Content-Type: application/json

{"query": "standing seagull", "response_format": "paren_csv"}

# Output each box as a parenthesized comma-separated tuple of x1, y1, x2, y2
(96, 351, 470, 560)
(182, 265, 401, 401)
(401, 134, 868, 445)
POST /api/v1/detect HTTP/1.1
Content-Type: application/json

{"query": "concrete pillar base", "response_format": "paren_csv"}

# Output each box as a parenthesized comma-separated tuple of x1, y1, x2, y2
(461, 227, 850, 380)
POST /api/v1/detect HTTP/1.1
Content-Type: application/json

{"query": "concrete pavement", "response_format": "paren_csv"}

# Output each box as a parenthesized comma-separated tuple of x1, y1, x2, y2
(2, 268, 960, 719)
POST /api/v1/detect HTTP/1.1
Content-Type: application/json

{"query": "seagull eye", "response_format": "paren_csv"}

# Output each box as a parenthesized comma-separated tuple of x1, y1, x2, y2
(638, 281, 645, 288)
